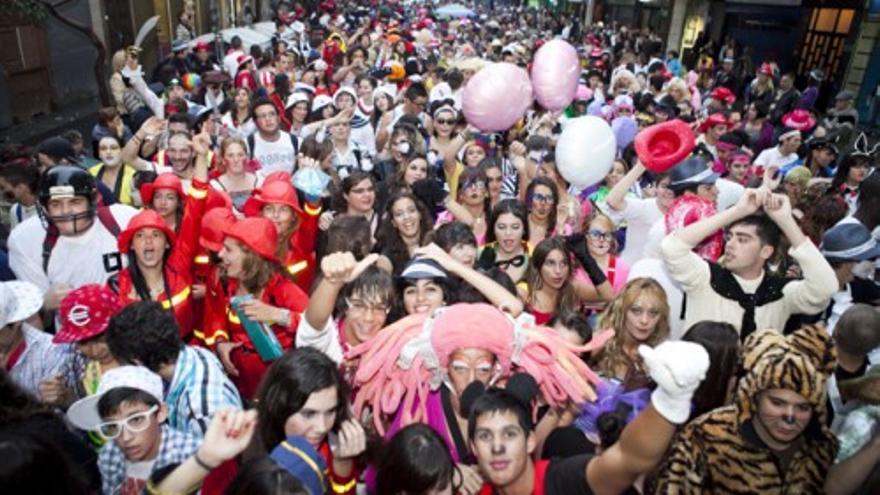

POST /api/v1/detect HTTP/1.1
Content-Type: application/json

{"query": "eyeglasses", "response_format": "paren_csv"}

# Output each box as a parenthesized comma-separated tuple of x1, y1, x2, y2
(588, 229, 613, 242)
(96, 405, 159, 439)
(346, 298, 390, 315)
(435, 118, 455, 125)
(463, 181, 486, 191)
(530, 192, 553, 204)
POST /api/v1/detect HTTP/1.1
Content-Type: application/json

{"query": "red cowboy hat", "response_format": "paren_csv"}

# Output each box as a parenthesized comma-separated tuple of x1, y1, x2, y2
(635, 120, 696, 173)
(224, 217, 278, 262)
(710, 86, 735, 105)
(194, 41, 211, 52)
(781, 109, 816, 132)
(242, 179, 304, 218)
(697, 113, 732, 134)
(237, 54, 254, 68)
(53, 284, 123, 344)
(117, 209, 177, 254)
(140, 173, 184, 206)
(758, 63, 774, 77)
(199, 207, 236, 252)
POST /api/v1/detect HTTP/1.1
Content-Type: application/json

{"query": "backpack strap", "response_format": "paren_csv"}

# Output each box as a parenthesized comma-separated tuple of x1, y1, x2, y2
(96, 206, 121, 237)
(353, 148, 363, 169)
(247, 134, 256, 159)
(42, 224, 61, 272)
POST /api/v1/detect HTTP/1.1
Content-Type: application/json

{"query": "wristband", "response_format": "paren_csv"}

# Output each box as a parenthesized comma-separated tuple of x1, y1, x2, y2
(194, 451, 218, 471)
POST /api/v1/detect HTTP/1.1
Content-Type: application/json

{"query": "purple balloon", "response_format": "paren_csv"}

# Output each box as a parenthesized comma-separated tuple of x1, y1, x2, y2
(612, 116, 638, 153)
(531, 39, 579, 111)
(462, 63, 533, 132)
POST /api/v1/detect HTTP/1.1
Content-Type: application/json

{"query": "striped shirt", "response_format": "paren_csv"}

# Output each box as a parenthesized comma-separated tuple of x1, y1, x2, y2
(8, 323, 69, 398)
(165, 345, 242, 437)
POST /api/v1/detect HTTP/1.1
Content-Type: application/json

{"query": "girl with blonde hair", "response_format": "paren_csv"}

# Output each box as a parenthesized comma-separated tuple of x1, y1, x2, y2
(592, 278, 670, 390)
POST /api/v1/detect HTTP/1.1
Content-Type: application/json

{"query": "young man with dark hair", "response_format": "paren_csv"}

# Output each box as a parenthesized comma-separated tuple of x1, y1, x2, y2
(468, 341, 709, 495)
(0, 162, 40, 228)
(105, 301, 241, 436)
(248, 97, 299, 174)
(660, 189, 837, 339)
(66, 366, 201, 494)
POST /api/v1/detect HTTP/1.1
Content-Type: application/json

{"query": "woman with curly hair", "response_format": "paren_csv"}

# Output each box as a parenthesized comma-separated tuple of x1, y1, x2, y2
(591, 278, 671, 391)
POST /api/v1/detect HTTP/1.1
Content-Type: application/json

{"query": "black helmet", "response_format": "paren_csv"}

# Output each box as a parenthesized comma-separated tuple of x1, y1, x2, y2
(38, 165, 98, 208)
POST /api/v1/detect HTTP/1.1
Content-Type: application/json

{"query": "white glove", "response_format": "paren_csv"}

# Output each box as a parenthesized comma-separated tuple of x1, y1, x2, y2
(639, 341, 710, 424)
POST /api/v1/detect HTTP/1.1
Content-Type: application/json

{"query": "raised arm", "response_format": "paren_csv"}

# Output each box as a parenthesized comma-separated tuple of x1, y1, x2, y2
(587, 341, 710, 495)
(673, 188, 766, 248)
(124, 117, 165, 171)
(152, 409, 256, 494)
(305, 252, 380, 331)
(606, 161, 646, 212)
(414, 243, 524, 316)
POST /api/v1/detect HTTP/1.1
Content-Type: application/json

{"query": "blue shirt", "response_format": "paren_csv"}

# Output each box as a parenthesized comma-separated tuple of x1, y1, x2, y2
(165, 345, 242, 437)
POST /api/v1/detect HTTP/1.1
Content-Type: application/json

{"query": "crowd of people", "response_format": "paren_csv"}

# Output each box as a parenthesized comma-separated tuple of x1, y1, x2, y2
(1, 1, 879, 494)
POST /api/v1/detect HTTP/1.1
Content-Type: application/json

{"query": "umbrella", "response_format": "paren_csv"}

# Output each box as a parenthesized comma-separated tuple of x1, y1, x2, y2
(435, 3, 476, 18)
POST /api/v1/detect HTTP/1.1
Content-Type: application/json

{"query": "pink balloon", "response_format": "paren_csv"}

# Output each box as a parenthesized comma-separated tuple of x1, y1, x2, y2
(531, 39, 579, 111)
(462, 63, 533, 132)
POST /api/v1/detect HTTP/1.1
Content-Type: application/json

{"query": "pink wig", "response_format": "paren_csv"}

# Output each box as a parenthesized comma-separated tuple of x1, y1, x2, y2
(347, 303, 613, 434)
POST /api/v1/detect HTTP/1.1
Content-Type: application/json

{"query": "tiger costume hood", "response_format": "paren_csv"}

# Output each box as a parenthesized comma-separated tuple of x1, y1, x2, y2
(651, 325, 839, 494)
(735, 324, 837, 427)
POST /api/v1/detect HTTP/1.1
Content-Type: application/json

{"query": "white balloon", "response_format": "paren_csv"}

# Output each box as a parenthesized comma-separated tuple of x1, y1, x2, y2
(555, 116, 617, 189)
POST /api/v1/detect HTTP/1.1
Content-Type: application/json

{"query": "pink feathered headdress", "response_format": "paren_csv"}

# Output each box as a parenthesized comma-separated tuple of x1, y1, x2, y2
(348, 303, 612, 434)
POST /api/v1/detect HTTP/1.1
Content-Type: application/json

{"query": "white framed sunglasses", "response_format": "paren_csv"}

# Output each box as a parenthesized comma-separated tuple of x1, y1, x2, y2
(96, 405, 159, 439)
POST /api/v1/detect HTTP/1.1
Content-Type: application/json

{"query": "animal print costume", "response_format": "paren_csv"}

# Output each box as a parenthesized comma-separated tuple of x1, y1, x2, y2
(651, 324, 838, 494)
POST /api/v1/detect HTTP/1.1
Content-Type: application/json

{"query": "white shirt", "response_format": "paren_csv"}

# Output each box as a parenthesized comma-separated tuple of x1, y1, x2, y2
(223, 49, 245, 78)
(251, 132, 297, 174)
(602, 197, 663, 266)
(220, 112, 257, 139)
(296, 317, 345, 364)
(754, 146, 799, 172)
(8, 203, 137, 295)
(8, 202, 37, 229)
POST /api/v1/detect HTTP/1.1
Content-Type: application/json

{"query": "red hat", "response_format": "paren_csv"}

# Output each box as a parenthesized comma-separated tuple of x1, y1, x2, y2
(781, 109, 816, 132)
(224, 217, 279, 262)
(242, 179, 304, 218)
(118, 209, 177, 254)
(698, 113, 732, 134)
(199, 207, 236, 252)
(710, 86, 735, 105)
(635, 120, 696, 173)
(194, 41, 211, 52)
(263, 171, 293, 184)
(237, 54, 254, 68)
(140, 173, 184, 206)
(53, 284, 123, 344)
(758, 63, 774, 77)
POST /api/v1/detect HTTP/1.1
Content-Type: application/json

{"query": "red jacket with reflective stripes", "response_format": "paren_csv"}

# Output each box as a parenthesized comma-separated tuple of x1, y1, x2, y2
(116, 180, 208, 339)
